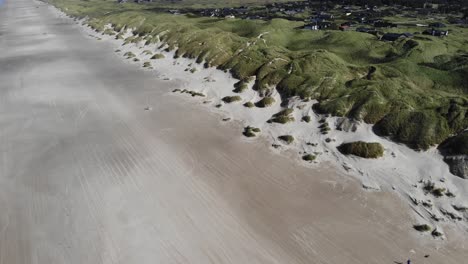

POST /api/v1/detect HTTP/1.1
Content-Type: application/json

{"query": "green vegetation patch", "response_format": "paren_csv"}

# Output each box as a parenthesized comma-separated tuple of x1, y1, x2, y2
(243, 102, 254, 108)
(268, 108, 295, 124)
(243, 126, 260, 137)
(176, 89, 205, 97)
(151, 53, 165, 60)
(233, 80, 249, 93)
(414, 224, 432, 232)
(302, 154, 316, 162)
(337, 141, 384, 159)
(255, 97, 275, 108)
(302, 115, 311, 123)
(222, 95, 242, 103)
(124, 51, 136, 58)
(278, 135, 294, 144)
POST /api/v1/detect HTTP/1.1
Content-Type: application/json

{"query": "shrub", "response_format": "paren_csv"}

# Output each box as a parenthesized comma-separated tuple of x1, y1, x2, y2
(222, 96, 242, 103)
(337, 141, 384, 159)
(103, 28, 115, 36)
(133, 58, 140, 62)
(414, 224, 432, 232)
(190, 68, 197, 73)
(244, 102, 254, 108)
(278, 135, 294, 144)
(251, 127, 261, 133)
(150, 53, 165, 60)
(268, 108, 295, 124)
(269, 115, 295, 124)
(432, 188, 446, 197)
(124, 52, 135, 58)
(141, 50, 153, 55)
(143, 62, 151, 68)
(302, 115, 311, 123)
(188, 91, 205, 97)
(302, 154, 316, 161)
(233, 80, 248, 93)
(255, 97, 275, 108)
(243, 126, 260, 137)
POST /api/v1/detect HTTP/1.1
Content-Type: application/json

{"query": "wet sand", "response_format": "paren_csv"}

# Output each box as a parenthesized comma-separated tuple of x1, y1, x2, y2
(0, 0, 467, 263)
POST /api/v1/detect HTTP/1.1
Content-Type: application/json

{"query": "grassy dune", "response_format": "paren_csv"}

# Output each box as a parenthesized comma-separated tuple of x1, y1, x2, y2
(49, 0, 468, 149)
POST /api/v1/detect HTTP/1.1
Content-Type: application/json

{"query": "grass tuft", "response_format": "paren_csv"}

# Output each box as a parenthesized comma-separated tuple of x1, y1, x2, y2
(255, 97, 275, 108)
(222, 96, 242, 103)
(278, 135, 294, 144)
(337, 141, 384, 159)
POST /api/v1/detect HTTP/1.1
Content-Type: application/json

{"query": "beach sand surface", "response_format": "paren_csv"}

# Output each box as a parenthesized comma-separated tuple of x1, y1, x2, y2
(0, 0, 467, 263)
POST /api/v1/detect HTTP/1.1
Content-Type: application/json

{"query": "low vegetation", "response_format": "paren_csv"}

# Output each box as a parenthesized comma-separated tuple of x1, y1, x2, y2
(222, 95, 242, 103)
(233, 80, 249, 93)
(124, 51, 135, 58)
(302, 154, 316, 162)
(243, 126, 260, 137)
(143, 61, 151, 67)
(174, 89, 205, 97)
(255, 97, 275, 108)
(268, 108, 295, 124)
(243, 102, 254, 108)
(278, 135, 294, 144)
(150, 53, 165, 60)
(142, 50, 153, 55)
(302, 115, 311, 123)
(319, 122, 331, 135)
(413, 224, 432, 232)
(337, 141, 384, 159)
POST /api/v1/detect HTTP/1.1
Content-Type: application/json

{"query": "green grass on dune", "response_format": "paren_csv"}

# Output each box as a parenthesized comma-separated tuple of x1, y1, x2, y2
(48, 0, 468, 150)
(337, 141, 385, 159)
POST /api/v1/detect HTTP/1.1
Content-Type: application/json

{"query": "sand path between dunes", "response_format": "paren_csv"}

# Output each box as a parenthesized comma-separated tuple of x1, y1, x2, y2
(0, 0, 467, 263)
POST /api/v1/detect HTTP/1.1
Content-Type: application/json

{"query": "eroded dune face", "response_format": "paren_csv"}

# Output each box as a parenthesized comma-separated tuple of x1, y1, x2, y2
(0, 0, 467, 264)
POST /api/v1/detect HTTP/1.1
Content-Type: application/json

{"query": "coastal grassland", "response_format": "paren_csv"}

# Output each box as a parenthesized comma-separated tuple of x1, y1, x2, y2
(48, 0, 468, 149)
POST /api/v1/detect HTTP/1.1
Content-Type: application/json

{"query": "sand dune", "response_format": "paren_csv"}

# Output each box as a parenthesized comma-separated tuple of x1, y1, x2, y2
(0, 0, 467, 263)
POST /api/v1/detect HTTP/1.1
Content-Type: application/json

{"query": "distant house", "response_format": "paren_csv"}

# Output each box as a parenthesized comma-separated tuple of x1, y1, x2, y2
(304, 22, 332, 30)
(225, 15, 235, 19)
(423, 28, 449, 36)
(381, 33, 412, 41)
(339, 24, 351, 31)
(429, 22, 446, 28)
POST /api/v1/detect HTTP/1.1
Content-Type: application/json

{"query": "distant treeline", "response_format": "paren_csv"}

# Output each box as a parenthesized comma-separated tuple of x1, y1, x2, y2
(315, 0, 468, 15)
(329, 0, 467, 7)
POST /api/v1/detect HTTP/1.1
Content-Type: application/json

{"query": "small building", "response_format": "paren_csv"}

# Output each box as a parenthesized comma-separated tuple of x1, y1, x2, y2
(304, 22, 332, 30)
(423, 28, 449, 36)
(339, 24, 351, 31)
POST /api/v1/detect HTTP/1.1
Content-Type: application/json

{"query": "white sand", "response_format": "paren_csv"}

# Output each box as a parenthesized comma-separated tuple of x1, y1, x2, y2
(0, 0, 467, 263)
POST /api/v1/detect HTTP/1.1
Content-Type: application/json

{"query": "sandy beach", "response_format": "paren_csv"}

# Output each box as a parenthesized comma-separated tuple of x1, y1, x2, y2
(0, 0, 467, 263)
